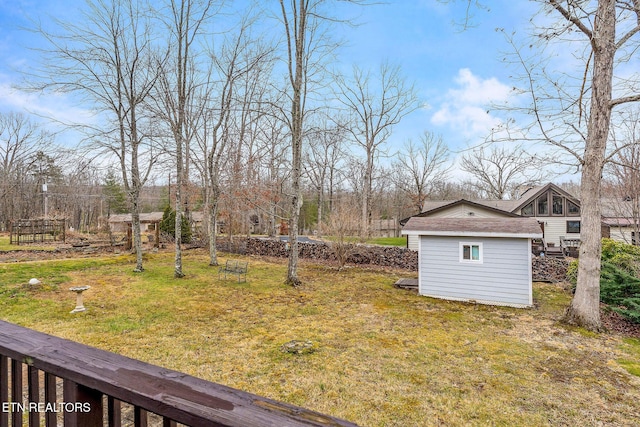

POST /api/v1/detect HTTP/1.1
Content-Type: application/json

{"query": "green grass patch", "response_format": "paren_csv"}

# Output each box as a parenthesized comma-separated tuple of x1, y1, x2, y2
(1, 251, 640, 426)
(619, 338, 640, 377)
(366, 236, 407, 246)
(0, 234, 56, 251)
(321, 236, 407, 247)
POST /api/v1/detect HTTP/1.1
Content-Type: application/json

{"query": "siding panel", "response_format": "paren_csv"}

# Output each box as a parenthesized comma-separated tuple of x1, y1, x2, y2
(534, 217, 580, 245)
(419, 236, 531, 306)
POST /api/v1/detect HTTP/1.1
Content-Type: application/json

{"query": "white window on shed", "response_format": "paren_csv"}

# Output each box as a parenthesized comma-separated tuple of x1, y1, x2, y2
(460, 242, 483, 263)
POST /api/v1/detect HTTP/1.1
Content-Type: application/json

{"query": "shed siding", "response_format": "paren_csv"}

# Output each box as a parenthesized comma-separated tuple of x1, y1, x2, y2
(419, 236, 531, 306)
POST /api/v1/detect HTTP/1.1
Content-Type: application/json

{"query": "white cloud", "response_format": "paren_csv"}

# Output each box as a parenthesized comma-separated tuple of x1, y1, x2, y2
(0, 75, 96, 128)
(431, 68, 515, 139)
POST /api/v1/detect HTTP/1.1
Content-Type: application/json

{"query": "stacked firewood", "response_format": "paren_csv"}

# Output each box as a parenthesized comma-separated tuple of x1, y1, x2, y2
(229, 237, 569, 281)
(532, 256, 570, 283)
(244, 237, 418, 270)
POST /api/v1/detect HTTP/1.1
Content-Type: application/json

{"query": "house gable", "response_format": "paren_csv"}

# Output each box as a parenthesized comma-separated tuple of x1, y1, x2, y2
(400, 199, 518, 226)
(511, 183, 580, 216)
(400, 183, 581, 248)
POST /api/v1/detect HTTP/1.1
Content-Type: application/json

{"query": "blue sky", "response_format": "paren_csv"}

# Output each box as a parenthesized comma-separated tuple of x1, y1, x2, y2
(0, 0, 543, 178)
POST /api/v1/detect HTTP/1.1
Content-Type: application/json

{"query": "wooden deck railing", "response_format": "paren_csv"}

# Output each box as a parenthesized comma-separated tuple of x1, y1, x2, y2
(0, 320, 358, 427)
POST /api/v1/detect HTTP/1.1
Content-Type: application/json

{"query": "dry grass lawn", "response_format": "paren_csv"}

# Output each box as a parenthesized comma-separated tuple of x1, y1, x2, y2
(1, 249, 639, 426)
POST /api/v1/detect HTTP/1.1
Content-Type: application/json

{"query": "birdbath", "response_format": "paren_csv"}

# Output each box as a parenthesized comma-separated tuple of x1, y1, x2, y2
(69, 286, 91, 313)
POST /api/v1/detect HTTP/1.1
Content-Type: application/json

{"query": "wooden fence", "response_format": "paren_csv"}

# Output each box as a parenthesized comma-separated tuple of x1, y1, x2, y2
(9, 219, 66, 245)
(0, 320, 358, 427)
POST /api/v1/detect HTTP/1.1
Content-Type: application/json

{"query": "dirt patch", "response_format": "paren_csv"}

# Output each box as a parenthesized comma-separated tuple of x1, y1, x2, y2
(603, 309, 640, 338)
(0, 246, 122, 262)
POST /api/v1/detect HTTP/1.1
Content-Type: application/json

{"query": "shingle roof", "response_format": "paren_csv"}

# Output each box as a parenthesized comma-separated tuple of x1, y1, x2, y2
(401, 217, 543, 238)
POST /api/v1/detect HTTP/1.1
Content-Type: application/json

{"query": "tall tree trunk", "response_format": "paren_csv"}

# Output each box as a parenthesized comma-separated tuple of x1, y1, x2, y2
(175, 133, 185, 278)
(287, 97, 302, 286)
(207, 187, 219, 266)
(564, 0, 616, 331)
(362, 153, 373, 239)
(131, 196, 144, 272)
(283, 0, 306, 287)
(317, 187, 323, 238)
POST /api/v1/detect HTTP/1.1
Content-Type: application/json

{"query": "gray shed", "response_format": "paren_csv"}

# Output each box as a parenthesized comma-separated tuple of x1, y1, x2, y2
(401, 217, 543, 308)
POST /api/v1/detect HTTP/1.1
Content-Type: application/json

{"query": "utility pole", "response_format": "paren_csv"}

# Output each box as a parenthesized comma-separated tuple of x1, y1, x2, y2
(43, 182, 48, 218)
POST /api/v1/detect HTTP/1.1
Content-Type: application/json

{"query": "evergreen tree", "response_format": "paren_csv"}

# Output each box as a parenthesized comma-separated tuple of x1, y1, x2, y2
(159, 205, 192, 244)
(103, 170, 128, 215)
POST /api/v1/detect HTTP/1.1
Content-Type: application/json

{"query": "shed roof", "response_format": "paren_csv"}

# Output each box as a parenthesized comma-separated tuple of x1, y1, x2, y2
(401, 217, 543, 239)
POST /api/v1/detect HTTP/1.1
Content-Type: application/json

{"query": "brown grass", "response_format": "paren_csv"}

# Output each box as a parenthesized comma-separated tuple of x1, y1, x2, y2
(1, 249, 639, 426)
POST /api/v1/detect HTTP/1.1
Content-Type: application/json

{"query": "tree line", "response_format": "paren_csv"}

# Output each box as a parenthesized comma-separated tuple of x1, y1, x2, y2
(2, 0, 640, 331)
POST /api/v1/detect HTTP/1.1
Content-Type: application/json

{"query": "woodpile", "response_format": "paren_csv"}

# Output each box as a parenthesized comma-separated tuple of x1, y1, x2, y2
(244, 237, 418, 270)
(222, 237, 569, 282)
(532, 256, 570, 282)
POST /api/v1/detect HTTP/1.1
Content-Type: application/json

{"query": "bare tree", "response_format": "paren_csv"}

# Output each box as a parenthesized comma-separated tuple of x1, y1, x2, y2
(32, 0, 163, 272)
(498, 1, 640, 329)
(255, 113, 289, 238)
(324, 193, 360, 269)
(534, 1, 640, 331)
(194, 13, 272, 266)
(0, 112, 53, 229)
(303, 119, 344, 237)
(394, 131, 450, 212)
(277, 0, 362, 285)
(335, 62, 419, 238)
(155, 0, 220, 278)
(604, 109, 640, 244)
(460, 144, 544, 199)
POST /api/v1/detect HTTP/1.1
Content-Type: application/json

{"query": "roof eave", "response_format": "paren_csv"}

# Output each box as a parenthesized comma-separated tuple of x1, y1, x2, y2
(401, 230, 542, 239)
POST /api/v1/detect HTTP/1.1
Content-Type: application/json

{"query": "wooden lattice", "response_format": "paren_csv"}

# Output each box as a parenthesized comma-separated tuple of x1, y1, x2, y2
(9, 219, 66, 245)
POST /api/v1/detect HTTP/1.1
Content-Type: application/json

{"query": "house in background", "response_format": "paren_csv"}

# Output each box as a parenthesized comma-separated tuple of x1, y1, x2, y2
(601, 198, 640, 245)
(401, 183, 581, 252)
(401, 217, 543, 307)
(108, 212, 164, 234)
(107, 211, 206, 235)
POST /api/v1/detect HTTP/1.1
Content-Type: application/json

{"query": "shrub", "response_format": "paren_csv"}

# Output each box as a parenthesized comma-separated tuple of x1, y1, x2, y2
(571, 239, 640, 324)
(601, 238, 640, 275)
(159, 206, 192, 244)
(566, 259, 578, 285)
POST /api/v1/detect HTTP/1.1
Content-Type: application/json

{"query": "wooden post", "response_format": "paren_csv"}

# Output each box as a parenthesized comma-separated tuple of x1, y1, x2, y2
(28, 366, 39, 427)
(44, 373, 57, 427)
(126, 223, 133, 250)
(0, 355, 7, 427)
(11, 360, 21, 427)
(107, 396, 121, 427)
(134, 407, 148, 427)
(63, 380, 103, 427)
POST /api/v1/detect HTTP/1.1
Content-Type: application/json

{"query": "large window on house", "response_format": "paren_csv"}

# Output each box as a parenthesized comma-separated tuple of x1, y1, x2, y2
(537, 195, 549, 216)
(566, 221, 581, 234)
(567, 200, 580, 216)
(460, 242, 483, 263)
(552, 194, 564, 215)
(521, 202, 534, 216)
